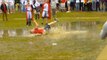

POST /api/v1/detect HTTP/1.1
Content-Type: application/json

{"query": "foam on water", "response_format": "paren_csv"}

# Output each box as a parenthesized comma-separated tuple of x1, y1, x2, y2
(0, 30, 4, 38)
(8, 30, 17, 37)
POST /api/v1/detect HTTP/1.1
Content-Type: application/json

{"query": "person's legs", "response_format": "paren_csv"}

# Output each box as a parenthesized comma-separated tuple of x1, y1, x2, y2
(96, 2, 100, 11)
(28, 12, 32, 26)
(27, 12, 30, 26)
(5, 13, 8, 21)
(65, 1, 68, 11)
(92, 1, 96, 11)
(21, 4, 23, 12)
(105, 2, 107, 11)
(42, 11, 45, 24)
(89, 2, 92, 11)
(2, 12, 5, 21)
(52, 9, 56, 20)
(8, 4, 11, 13)
(46, 11, 49, 24)
(99, 1, 102, 11)
(70, 2, 73, 11)
(42, 11, 49, 24)
(84, 4, 87, 11)
(76, 3, 80, 11)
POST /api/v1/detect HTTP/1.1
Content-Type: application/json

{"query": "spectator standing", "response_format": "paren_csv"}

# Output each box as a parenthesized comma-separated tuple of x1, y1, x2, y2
(8, 0, 15, 13)
(25, 1, 32, 26)
(0, 0, 2, 13)
(84, 0, 88, 11)
(70, 0, 75, 11)
(92, 0, 96, 11)
(104, 0, 107, 11)
(76, 0, 80, 11)
(81, 0, 84, 11)
(20, 0, 25, 12)
(96, 0, 100, 11)
(1, 1, 8, 21)
(51, 0, 57, 19)
(87, 0, 92, 11)
(42, 0, 51, 24)
(100, 0, 105, 11)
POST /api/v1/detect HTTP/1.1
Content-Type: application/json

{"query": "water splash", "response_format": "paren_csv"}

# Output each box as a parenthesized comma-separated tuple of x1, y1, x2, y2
(0, 30, 4, 38)
(8, 30, 17, 37)
(0, 21, 103, 38)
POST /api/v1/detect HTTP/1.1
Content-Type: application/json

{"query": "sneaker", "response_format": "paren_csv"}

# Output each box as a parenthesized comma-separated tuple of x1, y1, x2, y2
(44, 23, 51, 30)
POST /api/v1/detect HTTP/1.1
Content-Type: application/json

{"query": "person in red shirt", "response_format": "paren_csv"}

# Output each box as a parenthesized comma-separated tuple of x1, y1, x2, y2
(0, 1, 8, 21)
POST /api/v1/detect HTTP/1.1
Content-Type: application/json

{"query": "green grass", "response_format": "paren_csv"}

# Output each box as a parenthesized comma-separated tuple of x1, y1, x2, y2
(57, 12, 107, 22)
(0, 12, 107, 29)
(0, 12, 107, 60)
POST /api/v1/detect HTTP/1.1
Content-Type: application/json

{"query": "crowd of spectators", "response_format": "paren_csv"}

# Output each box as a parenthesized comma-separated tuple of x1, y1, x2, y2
(1, 0, 107, 14)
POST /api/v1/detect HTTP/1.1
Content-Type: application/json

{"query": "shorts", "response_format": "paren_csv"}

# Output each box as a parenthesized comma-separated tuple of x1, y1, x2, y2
(60, 3, 65, 9)
(26, 11, 32, 20)
(42, 11, 49, 18)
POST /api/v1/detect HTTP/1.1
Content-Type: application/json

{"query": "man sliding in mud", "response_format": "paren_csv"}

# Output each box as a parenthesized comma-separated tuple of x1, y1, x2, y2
(30, 4, 58, 35)
(30, 18, 58, 35)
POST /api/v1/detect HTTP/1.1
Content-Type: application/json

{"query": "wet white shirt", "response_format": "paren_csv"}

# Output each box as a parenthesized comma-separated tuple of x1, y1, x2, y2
(43, 3, 48, 12)
(35, 1, 40, 7)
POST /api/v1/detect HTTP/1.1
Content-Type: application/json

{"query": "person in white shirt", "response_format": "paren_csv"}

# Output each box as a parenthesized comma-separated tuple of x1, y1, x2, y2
(42, 1, 49, 25)
(81, 0, 84, 11)
(96, 0, 100, 11)
(26, 2, 32, 26)
(20, 0, 25, 12)
(76, 0, 80, 11)
(8, 0, 14, 13)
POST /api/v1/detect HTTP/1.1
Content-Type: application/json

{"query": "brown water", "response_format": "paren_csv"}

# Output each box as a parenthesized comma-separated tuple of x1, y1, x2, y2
(0, 21, 104, 38)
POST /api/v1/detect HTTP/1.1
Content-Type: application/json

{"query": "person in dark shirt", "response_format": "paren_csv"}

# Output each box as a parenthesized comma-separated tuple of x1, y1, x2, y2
(1, 1, 8, 21)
